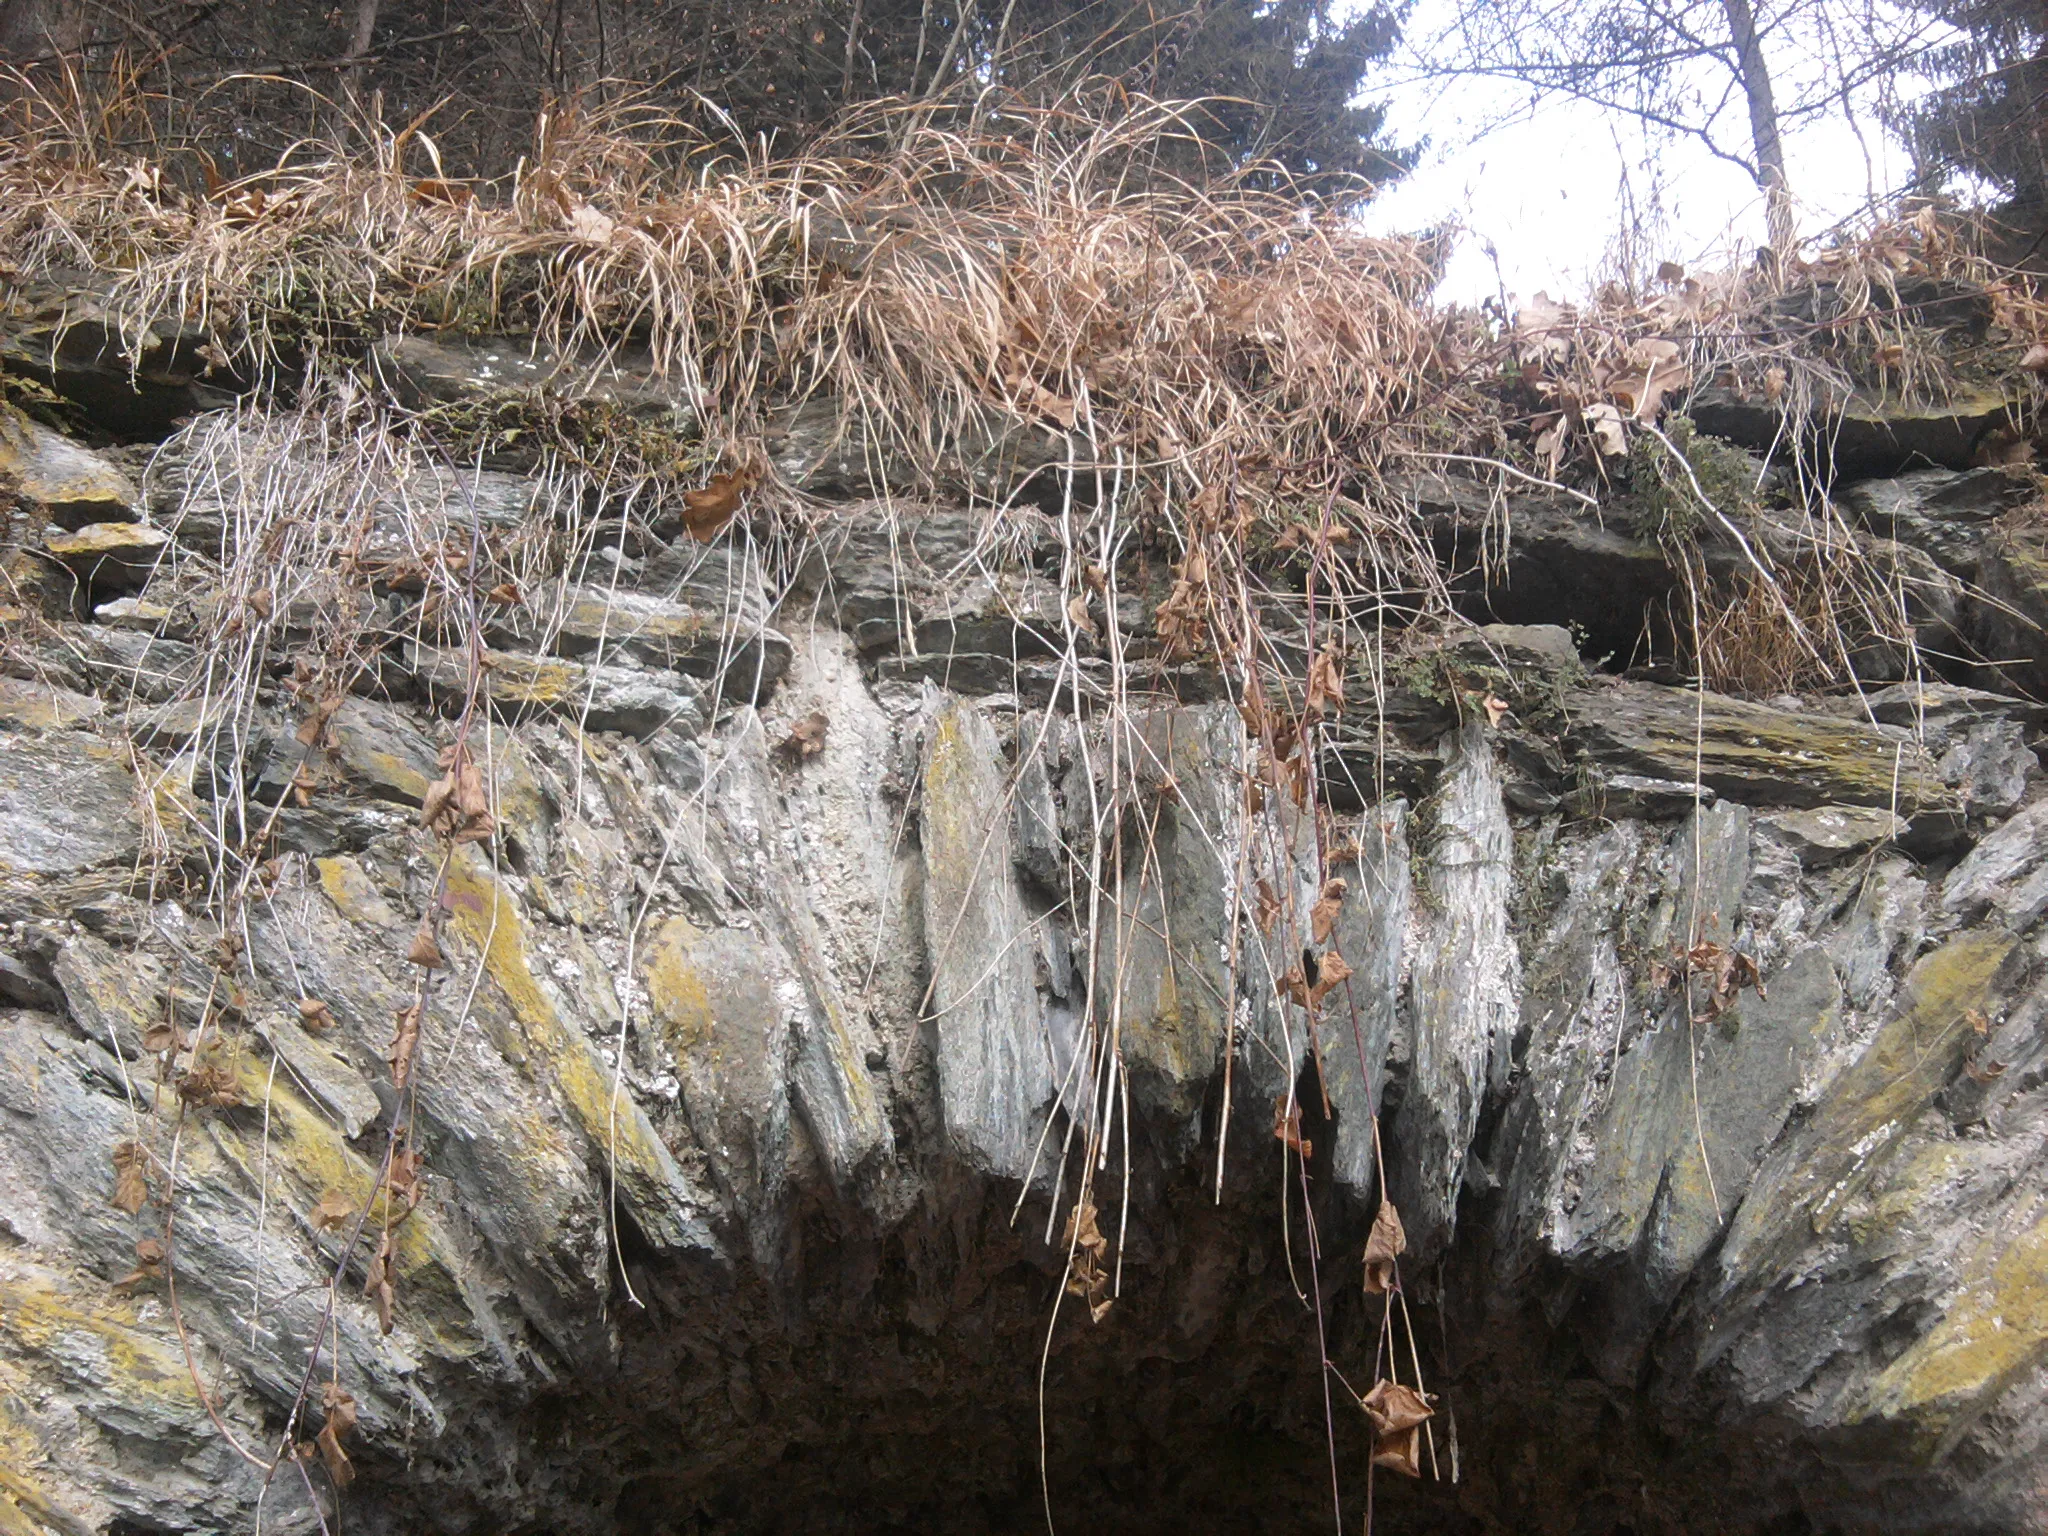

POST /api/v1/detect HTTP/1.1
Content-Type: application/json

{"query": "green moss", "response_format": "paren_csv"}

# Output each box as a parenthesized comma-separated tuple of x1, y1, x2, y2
(406, 382, 711, 485)
(1617, 414, 1760, 542)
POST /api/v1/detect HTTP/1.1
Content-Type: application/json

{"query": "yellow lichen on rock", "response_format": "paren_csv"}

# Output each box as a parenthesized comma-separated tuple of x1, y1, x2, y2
(441, 848, 718, 1254)
(1847, 1199, 2048, 1454)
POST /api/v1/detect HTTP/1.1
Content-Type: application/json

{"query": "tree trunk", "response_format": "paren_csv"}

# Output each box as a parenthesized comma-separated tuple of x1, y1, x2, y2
(1720, 0, 1795, 257)
(0, 0, 85, 65)
(345, 0, 380, 99)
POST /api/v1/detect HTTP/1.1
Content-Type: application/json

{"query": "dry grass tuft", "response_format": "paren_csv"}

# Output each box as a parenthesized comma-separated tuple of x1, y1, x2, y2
(1, 81, 1452, 533)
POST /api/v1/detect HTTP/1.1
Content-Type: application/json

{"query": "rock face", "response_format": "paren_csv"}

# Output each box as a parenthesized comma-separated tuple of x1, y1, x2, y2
(4, 387, 2048, 1536)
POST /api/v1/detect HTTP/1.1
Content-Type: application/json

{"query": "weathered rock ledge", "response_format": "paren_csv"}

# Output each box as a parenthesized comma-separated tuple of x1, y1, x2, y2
(3, 362, 2048, 1536)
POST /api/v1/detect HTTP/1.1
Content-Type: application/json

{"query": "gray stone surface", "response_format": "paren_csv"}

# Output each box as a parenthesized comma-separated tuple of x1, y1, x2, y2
(1392, 721, 1519, 1264)
(920, 694, 1057, 1180)
(9, 387, 2048, 1536)
(407, 642, 706, 739)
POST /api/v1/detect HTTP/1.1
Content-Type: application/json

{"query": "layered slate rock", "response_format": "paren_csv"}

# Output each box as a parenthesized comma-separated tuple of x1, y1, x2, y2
(1691, 381, 2024, 474)
(920, 694, 1058, 1180)
(1, 280, 240, 435)
(1563, 677, 1962, 835)
(8, 396, 2048, 1536)
(406, 642, 707, 738)
(0, 415, 138, 526)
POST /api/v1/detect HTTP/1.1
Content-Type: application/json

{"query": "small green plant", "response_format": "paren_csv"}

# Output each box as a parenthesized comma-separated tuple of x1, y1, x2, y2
(1619, 414, 1759, 542)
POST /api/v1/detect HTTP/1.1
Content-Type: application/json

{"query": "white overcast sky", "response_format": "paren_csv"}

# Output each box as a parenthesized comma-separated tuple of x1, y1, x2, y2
(1360, 3, 1929, 306)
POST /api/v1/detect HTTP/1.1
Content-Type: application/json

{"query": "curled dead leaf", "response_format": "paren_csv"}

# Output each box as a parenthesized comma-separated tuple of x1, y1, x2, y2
(421, 743, 494, 844)
(1308, 949, 1352, 1007)
(310, 1188, 357, 1232)
(387, 1004, 422, 1091)
(1062, 1197, 1113, 1323)
(111, 1140, 148, 1214)
(176, 1061, 243, 1109)
(1362, 1376, 1433, 1481)
(775, 711, 829, 761)
(316, 1381, 359, 1485)
(682, 469, 752, 543)
(365, 1229, 398, 1334)
(2021, 342, 2048, 374)
(1154, 547, 1211, 662)
(1254, 878, 1282, 936)
(1671, 939, 1765, 1019)
(1309, 877, 1347, 944)
(1273, 1098, 1312, 1162)
(407, 917, 446, 970)
(1305, 644, 1346, 717)
(1362, 1198, 1406, 1294)
(112, 1236, 166, 1293)
(410, 177, 474, 208)
(1359, 1378, 1434, 1437)
(1279, 964, 1310, 1010)
(1584, 401, 1627, 457)
(387, 1144, 427, 1213)
(1965, 1056, 2008, 1084)
(1066, 592, 1098, 640)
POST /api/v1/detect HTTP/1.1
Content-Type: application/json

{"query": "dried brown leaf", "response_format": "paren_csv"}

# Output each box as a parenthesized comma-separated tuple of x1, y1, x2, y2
(682, 470, 749, 542)
(406, 918, 445, 970)
(316, 1382, 358, 1486)
(1279, 964, 1311, 1010)
(1585, 401, 1627, 457)
(112, 1236, 166, 1293)
(111, 1140, 148, 1214)
(1066, 592, 1098, 639)
(387, 1004, 421, 1091)
(176, 1062, 243, 1109)
(1254, 879, 1282, 936)
(1309, 877, 1347, 944)
(452, 759, 490, 820)
(1305, 645, 1346, 717)
(386, 1144, 427, 1212)
(294, 695, 344, 747)
(410, 176, 474, 208)
(1371, 1424, 1424, 1478)
(1362, 1199, 1406, 1294)
(1062, 1197, 1113, 1323)
(307, 1185, 356, 1230)
(1309, 949, 1353, 1007)
(775, 711, 829, 761)
(365, 1230, 398, 1334)
(1273, 1098, 1312, 1161)
(1359, 1378, 1434, 1437)
(419, 774, 457, 831)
